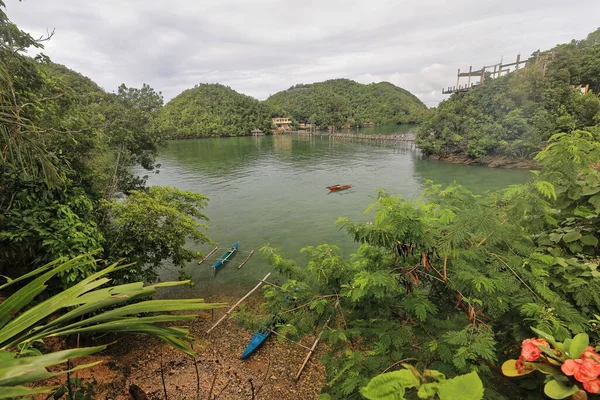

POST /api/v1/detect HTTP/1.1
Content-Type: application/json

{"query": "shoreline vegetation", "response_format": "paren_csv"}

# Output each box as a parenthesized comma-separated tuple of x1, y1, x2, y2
(153, 79, 429, 140)
(2, 1, 600, 398)
(417, 29, 600, 167)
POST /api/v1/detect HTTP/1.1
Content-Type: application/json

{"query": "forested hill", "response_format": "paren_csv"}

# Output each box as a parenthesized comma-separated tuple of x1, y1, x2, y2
(45, 62, 105, 96)
(417, 28, 600, 165)
(154, 83, 274, 138)
(263, 78, 428, 128)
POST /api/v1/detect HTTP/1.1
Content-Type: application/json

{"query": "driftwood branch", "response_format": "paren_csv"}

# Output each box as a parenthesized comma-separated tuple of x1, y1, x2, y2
(206, 273, 271, 334)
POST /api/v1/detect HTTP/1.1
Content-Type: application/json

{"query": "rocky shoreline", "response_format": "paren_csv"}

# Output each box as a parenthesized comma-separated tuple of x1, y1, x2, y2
(428, 154, 538, 169)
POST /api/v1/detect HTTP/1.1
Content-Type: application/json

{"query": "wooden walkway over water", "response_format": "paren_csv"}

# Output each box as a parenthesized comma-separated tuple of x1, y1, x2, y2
(330, 132, 416, 143)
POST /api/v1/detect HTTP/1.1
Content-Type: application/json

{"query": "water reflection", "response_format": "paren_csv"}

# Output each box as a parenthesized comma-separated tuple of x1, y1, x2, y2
(140, 126, 530, 297)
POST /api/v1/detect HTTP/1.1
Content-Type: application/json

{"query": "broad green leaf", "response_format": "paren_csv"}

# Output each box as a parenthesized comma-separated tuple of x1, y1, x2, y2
(562, 231, 582, 243)
(417, 383, 438, 399)
(548, 233, 562, 243)
(0, 261, 124, 346)
(539, 345, 561, 360)
(589, 194, 600, 211)
(581, 185, 600, 196)
(0, 385, 58, 399)
(527, 362, 561, 375)
(581, 235, 599, 246)
(531, 327, 556, 344)
(0, 351, 15, 363)
(360, 370, 419, 400)
(568, 333, 588, 359)
(543, 379, 580, 399)
(437, 371, 484, 400)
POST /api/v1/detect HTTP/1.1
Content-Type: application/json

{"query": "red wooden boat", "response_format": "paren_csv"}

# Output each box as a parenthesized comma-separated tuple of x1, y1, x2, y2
(327, 184, 352, 191)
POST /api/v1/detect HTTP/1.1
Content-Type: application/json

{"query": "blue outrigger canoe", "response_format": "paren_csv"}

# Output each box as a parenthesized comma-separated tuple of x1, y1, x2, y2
(212, 241, 239, 273)
(240, 327, 271, 359)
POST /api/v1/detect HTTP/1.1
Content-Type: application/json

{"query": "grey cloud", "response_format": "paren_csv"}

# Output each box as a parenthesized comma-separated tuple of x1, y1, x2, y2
(6, 0, 600, 106)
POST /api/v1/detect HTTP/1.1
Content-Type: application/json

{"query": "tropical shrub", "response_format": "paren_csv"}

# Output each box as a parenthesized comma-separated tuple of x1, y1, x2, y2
(360, 367, 483, 400)
(101, 186, 212, 282)
(0, 254, 225, 398)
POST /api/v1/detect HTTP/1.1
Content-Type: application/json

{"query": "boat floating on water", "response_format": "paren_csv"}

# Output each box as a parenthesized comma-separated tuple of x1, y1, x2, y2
(327, 184, 352, 191)
(212, 241, 239, 273)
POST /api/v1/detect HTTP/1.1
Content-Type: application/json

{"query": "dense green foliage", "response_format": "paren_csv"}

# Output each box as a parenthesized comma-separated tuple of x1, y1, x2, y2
(101, 186, 211, 282)
(264, 79, 428, 128)
(361, 368, 483, 400)
(253, 131, 600, 399)
(154, 83, 274, 139)
(418, 29, 600, 163)
(0, 254, 223, 398)
(0, 3, 210, 286)
(0, 5, 227, 395)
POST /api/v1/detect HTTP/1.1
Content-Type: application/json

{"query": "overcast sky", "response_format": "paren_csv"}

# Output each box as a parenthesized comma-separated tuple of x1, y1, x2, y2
(6, 0, 600, 107)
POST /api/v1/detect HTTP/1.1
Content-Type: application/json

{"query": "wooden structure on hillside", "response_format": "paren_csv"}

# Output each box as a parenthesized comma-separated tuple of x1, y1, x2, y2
(272, 117, 292, 130)
(442, 54, 528, 94)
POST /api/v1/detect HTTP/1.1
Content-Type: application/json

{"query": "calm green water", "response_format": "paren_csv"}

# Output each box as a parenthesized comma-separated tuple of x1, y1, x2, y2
(141, 126, 531, 298)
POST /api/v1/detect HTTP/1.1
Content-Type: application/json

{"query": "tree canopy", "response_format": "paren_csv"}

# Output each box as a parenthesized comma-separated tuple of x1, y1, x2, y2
(154, 83, 274, 139)
(264, 78, 428, 128)
(417, 28, 600, 163)
(0, 3, 208, 286)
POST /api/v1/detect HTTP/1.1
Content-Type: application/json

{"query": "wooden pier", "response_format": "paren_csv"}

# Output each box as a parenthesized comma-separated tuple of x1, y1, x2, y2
(284, 130, 317, 135)
(330, 132, 416, 143)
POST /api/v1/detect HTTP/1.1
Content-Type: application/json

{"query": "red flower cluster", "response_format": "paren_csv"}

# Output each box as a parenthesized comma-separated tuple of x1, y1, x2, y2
(561, 346, 600, 394)
(514, 338, 550, 374)
(521, 338, 549, 362)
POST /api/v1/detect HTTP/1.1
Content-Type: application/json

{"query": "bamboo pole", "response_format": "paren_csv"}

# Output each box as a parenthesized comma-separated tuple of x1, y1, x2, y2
(206, 272, 271, 334)
(295, 308, 336, 380)
(295, 331, 323, 381)
(198, 247, 219, 265)
(237, 249, 254, 269)
(269, 329, 312, 351)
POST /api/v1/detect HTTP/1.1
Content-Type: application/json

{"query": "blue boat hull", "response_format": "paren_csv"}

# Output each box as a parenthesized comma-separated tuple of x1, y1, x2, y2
(240, 329, 270, 359)
(212, 241, 239, 272)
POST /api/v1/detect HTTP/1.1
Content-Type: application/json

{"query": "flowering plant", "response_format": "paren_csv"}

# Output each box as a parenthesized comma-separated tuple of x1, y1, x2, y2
(502, 328, 600, 399)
